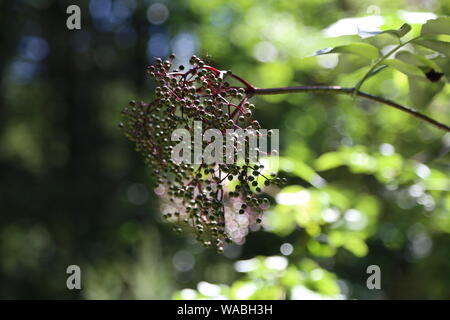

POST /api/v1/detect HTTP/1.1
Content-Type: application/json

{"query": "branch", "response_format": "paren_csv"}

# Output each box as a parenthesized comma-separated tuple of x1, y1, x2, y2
(250, 85, 450, 133)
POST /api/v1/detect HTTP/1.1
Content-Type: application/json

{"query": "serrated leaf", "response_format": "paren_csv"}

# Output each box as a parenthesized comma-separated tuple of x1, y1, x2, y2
(414, 39, 450, 56)
(384, 59, 425, 78)
(359, 23, 412, 39)
(313, 43, 379, 60)
(421, 17, 450, 36)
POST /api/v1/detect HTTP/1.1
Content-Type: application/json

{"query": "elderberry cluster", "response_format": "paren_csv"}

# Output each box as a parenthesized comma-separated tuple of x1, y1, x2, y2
(121, 54, 285, 252)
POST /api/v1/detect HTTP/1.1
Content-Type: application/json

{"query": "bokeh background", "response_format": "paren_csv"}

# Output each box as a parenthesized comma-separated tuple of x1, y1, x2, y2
(0, 0, 449, 299)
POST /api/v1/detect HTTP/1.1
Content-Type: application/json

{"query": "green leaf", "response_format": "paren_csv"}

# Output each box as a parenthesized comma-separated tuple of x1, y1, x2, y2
(268, 205, 297, 236)
(307, 239, 336, 257)
(424, 169, 450, 191)
(359, 23, 412, 39)
(435, 57, 450, 82)
(365, 65, 388, 79)
(335, 54, 371, 74)
(344, 237, 368, 257)
(421, 17, 450, 36)
(395, 51, 441, 71)
(313, 43, 379, 60)
(315, 152, 344, 171)
(384, 59, 425, 78)
(408, 77, 445, 108)
(414, 39, 450, 57)
(395, 51, 444, 82)
(290, 161, 317, 183)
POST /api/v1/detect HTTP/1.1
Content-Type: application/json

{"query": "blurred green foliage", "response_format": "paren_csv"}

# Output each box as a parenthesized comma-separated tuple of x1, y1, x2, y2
(0, 0, 449, 299)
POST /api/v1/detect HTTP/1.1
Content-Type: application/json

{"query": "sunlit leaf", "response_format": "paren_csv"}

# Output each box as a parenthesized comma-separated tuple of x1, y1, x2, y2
(374, 153, 404, 183)
(365, 64, 388, 78)
(414, 39, 450, 57)
(307, 239, 336, 257)
(421, 17, 450, 36)
(249, 285, 284, 299)
(343, 237, 368, 257)
(384, 59, 426, 78)
(280, 266, 303, 287)
(395, 51, 442, 71)
(335, 54, 371, 74)
(359, 23, 411, 39)
(268, 206, 297, 236)
(424, 169, 450, 191)
(395, 51, 444, 82)
(355, 195, 380, 218)
(323, 186, 352, 210)
(315, 152, 344, 171)
(313, 43, 379, 60)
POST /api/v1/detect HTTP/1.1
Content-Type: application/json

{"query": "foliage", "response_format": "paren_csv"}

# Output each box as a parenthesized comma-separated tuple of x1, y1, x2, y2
(314, 17, 450, 106)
